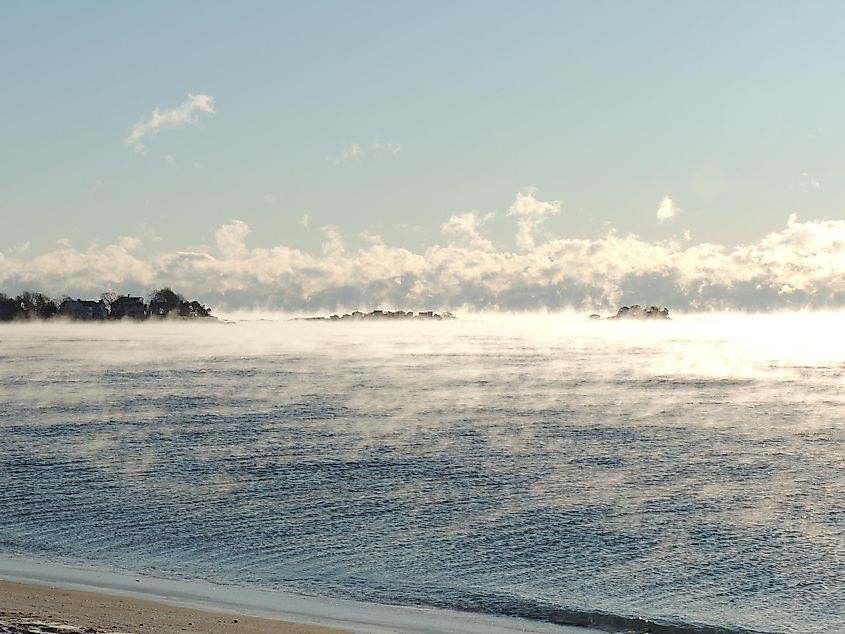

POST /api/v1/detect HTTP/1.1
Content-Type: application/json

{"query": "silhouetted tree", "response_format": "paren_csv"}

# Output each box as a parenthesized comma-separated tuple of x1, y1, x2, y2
(0, 293, 21, 321)
(15, 291, 58, 319)
(148, 287, 183, 317)
(148, 288, 213, 319)
(180, 300, 212, 319)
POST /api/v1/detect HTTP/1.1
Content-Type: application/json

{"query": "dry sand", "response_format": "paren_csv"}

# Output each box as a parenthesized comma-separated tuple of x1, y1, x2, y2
(0, 580, 350, 634)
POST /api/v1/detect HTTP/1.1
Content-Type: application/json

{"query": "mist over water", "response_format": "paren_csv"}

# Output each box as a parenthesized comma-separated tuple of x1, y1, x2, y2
(1, 314, 844, 633)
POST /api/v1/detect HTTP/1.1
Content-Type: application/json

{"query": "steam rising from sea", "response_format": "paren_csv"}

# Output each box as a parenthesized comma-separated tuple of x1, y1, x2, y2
(1, 313, 843, 633)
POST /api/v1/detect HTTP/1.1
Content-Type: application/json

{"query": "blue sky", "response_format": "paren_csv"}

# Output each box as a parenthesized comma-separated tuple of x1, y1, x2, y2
(2, 2, 845, 310)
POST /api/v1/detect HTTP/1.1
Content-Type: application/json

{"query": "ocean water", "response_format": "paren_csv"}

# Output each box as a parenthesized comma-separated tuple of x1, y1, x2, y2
(1, 313, 844, 633)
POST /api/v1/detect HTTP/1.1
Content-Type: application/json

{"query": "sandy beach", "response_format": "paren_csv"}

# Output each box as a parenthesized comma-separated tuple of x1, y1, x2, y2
(0, 580, 349, 634)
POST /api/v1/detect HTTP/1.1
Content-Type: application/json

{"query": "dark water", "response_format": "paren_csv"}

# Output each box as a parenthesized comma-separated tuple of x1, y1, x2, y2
(1, 316, 844, 633)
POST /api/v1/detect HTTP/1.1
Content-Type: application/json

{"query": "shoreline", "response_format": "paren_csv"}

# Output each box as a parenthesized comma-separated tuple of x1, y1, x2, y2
(0, 579, 345, 634)
(0, 557, 587, 634)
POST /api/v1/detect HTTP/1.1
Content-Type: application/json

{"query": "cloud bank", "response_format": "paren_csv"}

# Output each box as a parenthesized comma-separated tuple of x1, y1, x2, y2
(3, 192, 845, 313)
(126, 94, 216, 153)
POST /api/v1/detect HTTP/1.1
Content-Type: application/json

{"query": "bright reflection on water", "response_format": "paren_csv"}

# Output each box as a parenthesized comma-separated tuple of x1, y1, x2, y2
(1, 313, 844, 633)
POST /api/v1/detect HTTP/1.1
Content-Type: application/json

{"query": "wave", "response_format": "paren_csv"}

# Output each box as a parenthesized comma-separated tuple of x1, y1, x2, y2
(400, 592, 774, 634)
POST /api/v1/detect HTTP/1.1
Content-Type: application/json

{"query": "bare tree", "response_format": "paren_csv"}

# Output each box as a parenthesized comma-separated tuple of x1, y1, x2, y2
(100, 291, 120, 309)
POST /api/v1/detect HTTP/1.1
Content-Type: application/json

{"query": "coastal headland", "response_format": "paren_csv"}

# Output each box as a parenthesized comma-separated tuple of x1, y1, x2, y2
(0, 288, 214, 322)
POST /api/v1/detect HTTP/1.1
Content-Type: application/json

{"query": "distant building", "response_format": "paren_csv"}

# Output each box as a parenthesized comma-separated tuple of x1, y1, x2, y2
(110, 295, 147, 319)
(58, 299, 108, 320)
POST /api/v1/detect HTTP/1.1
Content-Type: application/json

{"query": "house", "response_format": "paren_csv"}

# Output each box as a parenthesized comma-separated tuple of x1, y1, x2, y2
(58, 299, 109, 320)
(110, 295, 147, 319)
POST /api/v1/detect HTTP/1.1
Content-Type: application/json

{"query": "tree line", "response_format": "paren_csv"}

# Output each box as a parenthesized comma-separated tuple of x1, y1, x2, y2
(0, 288, 213, 321)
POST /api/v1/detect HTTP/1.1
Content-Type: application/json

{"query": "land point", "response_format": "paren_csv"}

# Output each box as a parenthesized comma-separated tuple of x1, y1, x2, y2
(299, 309, 456, 321)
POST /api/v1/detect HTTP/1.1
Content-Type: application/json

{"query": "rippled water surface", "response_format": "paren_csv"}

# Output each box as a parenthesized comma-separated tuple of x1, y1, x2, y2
(1, 314, 844, 633)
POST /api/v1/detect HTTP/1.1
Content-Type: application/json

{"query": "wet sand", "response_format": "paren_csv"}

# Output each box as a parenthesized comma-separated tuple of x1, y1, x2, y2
(0, 580, 349, 634)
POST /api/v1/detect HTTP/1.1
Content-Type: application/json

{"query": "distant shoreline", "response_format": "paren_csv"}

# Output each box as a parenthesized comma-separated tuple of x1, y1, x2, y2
(296, 309, 456, 321)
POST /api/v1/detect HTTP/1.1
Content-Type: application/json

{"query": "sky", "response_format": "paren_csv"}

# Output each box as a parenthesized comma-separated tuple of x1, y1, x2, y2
(2, 1, 845, 311)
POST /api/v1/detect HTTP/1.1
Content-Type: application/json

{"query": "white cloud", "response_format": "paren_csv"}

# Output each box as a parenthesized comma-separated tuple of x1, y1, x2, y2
(7, 192, 845, 313)
(8, 241, 31, 256)
(126, 94, 216, 153)
(300, 213, 311, 228)
(441, 211, 494, 251)
(118, 236, 141, 251)
(360, 232, 385, 245)
(214, 219, 250, 259)
(321, 226, 345, 257)
(335, 140, 401, 163)
(657, 196, 680, 223)
(507, 187, 561, 250)
(800, 172, 821, 189)
(335, 144, 361, 164)
(370, 142, 401, 155)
